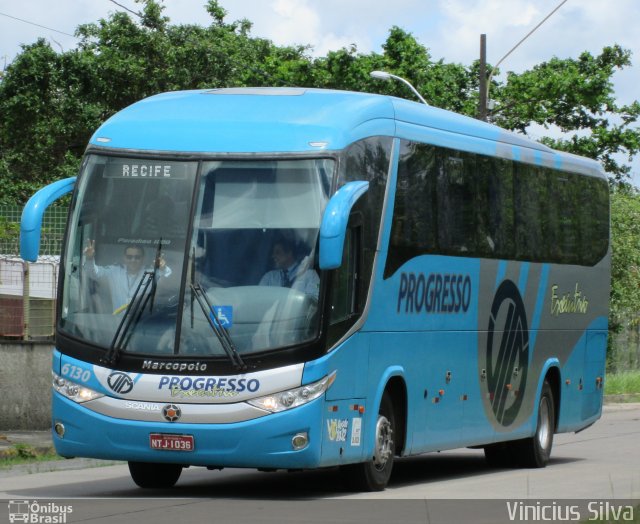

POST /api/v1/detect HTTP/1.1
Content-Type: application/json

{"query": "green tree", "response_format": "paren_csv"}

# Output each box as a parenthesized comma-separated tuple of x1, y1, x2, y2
(0, 40, 103, 203)
(315, 27, 478, 114)
(0, 0, 639, 202)
(0, 0, 312, 204)
(608, 186, 640, 370)
(491, 46, 640, 182)
(312, 29, 640, 182)
(610, 187, 640, 329)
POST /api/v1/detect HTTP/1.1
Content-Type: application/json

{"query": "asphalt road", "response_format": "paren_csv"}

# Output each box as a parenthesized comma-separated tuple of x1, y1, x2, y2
(0, 403, 638, 524)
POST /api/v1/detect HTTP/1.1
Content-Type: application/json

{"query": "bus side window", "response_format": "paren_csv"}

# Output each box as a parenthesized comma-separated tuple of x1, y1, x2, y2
(326, 220, 362, 347)
(329, 224, 361, 324)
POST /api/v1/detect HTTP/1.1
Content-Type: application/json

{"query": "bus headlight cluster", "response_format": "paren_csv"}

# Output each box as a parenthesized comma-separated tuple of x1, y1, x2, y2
(247, 371, 337, 413)
(52, 372, 103, 403)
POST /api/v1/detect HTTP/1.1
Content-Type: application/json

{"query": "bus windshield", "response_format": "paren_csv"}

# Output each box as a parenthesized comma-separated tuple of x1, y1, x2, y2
(60, 154, 333, 358)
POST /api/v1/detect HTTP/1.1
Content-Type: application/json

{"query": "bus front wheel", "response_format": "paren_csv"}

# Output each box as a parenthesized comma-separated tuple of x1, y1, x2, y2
(341, 392, 396, 491)
(128, 461, 183, 488)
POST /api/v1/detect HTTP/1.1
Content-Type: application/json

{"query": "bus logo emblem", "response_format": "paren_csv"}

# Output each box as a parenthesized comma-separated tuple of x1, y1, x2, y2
(486, 279, 529, 427)
(162, 404, 182, 422)
(107, 371, 134, 394)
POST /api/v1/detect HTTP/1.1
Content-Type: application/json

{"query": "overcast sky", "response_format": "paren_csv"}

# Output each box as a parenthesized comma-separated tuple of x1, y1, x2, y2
(1, 0, 639, 176)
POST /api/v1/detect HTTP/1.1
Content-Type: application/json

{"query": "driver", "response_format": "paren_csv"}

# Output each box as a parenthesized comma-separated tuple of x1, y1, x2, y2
(259, 237, 319, 298)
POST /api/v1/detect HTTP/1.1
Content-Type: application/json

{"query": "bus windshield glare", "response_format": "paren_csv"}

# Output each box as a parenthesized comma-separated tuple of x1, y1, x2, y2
(60, 155, 334, 357)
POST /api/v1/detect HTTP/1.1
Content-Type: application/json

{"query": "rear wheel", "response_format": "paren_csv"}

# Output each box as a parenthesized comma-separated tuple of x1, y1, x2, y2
(341, 392, 396, 491)
(483, 380, 555, 469)
(515, 380, 555, 468)
(128, 462, 183, 488)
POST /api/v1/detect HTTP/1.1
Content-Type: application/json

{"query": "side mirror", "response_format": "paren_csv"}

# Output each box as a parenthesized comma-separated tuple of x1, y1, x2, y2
(318, 181, 369, 270)
(20, 177, 76, 262)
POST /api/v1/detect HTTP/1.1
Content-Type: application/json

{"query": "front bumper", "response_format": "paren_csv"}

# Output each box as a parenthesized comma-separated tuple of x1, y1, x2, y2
(52, 392, 323, 469)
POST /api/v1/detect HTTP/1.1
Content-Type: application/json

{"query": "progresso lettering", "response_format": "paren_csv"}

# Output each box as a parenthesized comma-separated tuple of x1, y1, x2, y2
(397, 272, 472, 314)
(158, 376, 260, 394)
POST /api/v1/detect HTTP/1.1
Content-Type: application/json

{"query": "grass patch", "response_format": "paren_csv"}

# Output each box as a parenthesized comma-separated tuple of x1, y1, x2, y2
(0, 444, 61, 469)
(605, 370, 640, 395)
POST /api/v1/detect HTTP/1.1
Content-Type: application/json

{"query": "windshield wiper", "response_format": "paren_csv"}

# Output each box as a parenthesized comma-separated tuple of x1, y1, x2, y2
(190, 281, 247, 371)
(101, 241, 164, 367)
(101, 270, 155, 366)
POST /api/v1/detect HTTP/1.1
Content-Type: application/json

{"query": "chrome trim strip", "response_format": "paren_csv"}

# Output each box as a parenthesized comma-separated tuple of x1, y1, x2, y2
(83, 396, 269, 424)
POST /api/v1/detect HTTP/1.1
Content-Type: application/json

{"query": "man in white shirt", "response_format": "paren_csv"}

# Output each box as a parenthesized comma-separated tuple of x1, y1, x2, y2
(259, 238, 319, 298)
(83, 241, 172, 314)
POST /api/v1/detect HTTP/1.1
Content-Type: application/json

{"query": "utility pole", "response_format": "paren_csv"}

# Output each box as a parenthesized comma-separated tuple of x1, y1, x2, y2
(483, 0, 568, 120)
(478, 34, 488, 121)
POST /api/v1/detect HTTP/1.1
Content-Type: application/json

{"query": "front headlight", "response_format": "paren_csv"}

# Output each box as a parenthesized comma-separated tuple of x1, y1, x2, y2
(247, 371, 337, 413)
(52, 372, 104, 403)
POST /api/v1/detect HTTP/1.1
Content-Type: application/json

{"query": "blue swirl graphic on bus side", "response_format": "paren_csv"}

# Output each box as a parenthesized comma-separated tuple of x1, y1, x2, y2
(486, 279, 529, 427)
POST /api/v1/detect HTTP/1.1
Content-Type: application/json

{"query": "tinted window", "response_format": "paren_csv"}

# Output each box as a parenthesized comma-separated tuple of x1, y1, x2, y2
(385, 141, 609, 278)
(337, 136, 392, 307)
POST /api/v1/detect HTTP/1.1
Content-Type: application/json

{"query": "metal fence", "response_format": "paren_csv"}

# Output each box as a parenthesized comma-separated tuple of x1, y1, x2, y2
(0, 206, 67, 340)
(0, 205, 67, 256)
(609, 320, 640, 373)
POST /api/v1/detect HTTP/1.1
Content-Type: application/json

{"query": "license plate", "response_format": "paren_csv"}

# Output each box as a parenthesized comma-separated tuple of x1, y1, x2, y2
(149, 433, 194, 452)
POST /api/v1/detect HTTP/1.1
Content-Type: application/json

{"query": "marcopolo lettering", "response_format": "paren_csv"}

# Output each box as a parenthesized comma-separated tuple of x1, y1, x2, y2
(158, 376, 260, 393)
(142, 360, 208, 372)
(397, 272, 472, 314)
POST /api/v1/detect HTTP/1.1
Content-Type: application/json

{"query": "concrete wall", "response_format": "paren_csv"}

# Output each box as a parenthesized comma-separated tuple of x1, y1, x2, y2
(0, 342, 53, 430)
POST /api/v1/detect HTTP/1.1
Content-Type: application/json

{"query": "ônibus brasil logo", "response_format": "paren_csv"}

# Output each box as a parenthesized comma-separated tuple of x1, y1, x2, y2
(8, 500, 73, 523)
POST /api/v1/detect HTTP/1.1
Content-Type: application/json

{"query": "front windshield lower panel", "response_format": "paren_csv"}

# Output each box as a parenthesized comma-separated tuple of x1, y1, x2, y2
(60, 155, 333, 361)
(180, 159, 333, 357)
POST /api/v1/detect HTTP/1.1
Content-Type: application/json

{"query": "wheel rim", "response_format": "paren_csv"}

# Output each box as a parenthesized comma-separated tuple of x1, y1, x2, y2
(373, 415, 394, 471)
(537, 397, 551, 451)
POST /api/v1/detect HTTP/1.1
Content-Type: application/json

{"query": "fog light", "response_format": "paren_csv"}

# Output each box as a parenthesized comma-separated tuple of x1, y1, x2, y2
(291, 432, 308, 450)
(54, 422, 65, 438)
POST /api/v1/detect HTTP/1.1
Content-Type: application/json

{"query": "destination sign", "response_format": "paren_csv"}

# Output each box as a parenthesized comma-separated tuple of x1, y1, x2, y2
(102, 160, 189, 179)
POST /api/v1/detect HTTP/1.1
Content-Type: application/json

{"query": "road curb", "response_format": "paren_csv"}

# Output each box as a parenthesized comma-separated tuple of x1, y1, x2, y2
(604, 394, 640, 404)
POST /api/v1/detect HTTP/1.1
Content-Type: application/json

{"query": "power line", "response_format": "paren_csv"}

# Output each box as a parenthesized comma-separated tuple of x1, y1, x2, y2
(0, 11, 77, 38)
(107, 0, 142, 18)
(485, 0, 569, 116)
(493, 0, 569, 77)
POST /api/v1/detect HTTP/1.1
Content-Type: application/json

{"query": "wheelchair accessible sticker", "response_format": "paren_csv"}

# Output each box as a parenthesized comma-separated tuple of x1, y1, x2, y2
(210, 306, 233, 328)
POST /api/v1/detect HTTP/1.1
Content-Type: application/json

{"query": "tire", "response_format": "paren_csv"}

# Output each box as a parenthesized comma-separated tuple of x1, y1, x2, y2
(483, 441, 517, 468)
(341, 392, 396, 491)
(128, 461, 183, 488)
(515, 380, 555, 468)
(484, 380, 555, 469)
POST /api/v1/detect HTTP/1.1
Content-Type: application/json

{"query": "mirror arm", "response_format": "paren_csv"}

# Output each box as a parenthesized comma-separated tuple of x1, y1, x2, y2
(20, 177, 76, 262)
(319, 181, 369, 270)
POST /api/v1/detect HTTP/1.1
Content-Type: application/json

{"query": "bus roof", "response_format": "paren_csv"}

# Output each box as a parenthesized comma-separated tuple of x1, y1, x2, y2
(89, 87, 603, 178)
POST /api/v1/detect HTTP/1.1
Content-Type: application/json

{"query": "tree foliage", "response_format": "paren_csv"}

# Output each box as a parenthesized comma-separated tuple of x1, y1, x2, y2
(610, 187, 640, 330)
(1, 0, 638, 204)
(493, 46, 640, 181)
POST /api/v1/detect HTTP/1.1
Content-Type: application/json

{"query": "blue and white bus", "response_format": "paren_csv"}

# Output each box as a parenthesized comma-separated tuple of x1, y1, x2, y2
(21, 86, 610, 491)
